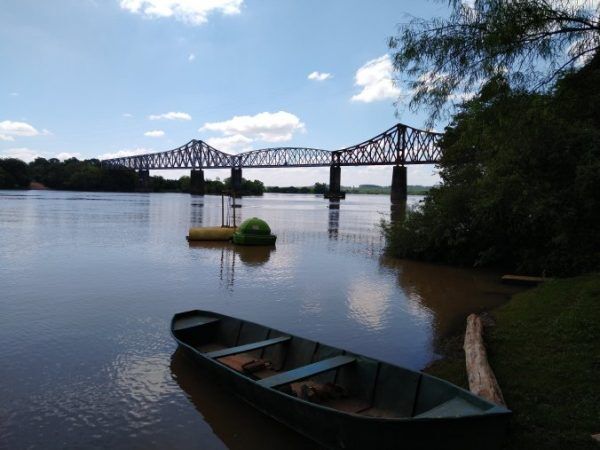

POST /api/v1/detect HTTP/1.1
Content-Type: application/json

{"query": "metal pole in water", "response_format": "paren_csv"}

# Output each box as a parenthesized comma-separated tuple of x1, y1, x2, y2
(221, 193, 225, 227)
(232, 193, 237, 228)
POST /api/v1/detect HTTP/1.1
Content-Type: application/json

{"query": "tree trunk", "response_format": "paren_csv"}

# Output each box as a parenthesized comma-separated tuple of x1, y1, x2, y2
(463, 313, 506, 406)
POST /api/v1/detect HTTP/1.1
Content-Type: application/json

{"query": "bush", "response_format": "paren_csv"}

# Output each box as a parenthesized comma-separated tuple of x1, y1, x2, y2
(383, 57, 600, 277)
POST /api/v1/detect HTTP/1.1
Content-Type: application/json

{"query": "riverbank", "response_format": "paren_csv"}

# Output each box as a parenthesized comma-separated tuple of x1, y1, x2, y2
(426, 273, 600, 450)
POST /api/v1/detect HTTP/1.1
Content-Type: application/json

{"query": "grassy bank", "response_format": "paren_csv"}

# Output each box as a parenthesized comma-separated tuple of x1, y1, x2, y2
(426, 274, 600, 450)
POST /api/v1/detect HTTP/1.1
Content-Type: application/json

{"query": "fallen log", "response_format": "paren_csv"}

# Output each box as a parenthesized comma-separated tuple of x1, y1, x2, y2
(501, 274, 547, 286)
(464, 313, 506, 406)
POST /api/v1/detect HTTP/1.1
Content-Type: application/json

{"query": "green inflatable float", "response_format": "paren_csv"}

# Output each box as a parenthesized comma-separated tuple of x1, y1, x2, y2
(232, 217, 277, 246)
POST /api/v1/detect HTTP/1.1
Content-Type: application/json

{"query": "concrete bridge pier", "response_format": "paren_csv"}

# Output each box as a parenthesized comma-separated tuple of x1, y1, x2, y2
(391, 165, 407, 204)
(324, 165, 345, 200)
(231, 167, 243, 194)
(190, 169, 205, 195)
(136, 169, 151, 192)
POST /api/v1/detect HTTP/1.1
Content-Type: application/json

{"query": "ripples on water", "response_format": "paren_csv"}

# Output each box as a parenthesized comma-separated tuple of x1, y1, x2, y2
(0, 191, 517, 449)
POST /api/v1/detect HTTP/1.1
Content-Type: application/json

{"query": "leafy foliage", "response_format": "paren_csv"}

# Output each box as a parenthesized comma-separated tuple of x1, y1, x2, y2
(0, 157, 265, 195)
(389, 0, 600, 123)
(383, 55, 600, 276)
(266, 182, 328, 194)
(0, 158, 30, 188)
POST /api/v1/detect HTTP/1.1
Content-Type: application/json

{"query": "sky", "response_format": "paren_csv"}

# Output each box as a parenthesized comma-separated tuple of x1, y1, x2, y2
(0, 0, 452, 186)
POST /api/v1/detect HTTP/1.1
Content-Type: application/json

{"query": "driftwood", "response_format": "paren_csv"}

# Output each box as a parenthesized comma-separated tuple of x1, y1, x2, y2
(501, 274, 547, 286)
(464, 313, 506, 406)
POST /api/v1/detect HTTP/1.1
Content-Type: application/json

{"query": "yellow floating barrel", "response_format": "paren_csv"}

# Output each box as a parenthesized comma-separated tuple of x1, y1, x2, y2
(187, 226, 236, 241)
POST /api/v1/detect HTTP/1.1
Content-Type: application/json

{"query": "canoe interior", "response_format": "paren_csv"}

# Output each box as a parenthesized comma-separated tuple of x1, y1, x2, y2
(172, 310, 504, 419)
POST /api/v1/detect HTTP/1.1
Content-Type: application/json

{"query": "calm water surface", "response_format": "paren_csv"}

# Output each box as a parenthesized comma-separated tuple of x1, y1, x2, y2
(0, 191, 515, 449)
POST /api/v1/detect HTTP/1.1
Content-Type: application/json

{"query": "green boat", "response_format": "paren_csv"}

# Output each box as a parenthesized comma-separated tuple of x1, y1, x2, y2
(171, 310, 511, 450)
(232, 217, 277, 246)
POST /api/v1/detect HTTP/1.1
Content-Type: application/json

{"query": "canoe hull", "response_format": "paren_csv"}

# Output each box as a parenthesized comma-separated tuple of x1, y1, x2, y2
(173, 311, 510, 450)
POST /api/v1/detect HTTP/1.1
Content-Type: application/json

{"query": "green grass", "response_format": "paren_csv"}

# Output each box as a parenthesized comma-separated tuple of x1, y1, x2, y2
(426, 274, 600, 450)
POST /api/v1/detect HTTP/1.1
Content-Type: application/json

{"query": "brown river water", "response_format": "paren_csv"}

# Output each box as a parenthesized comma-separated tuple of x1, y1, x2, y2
(0, 191, 517, 449)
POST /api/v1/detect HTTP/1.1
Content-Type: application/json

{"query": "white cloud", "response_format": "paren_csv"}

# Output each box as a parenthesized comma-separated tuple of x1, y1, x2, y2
(308, 71, 332, 81)
(119, 0, 243, 25)
(144, 130, 165, 137)
(201, 111, 305, 143)
(56, 152, 82, 160)
(205, 134, 252, 153)
(122, 113, 133, 118)
(97, 148, 154, 160)
(0, 120, 40, 140)
(9, 92, 19, 97)
(351, 55, 400, 103)
(0, 147, 42, 162)
(188, 53, 196, 62)
(148, 111, 192, 121)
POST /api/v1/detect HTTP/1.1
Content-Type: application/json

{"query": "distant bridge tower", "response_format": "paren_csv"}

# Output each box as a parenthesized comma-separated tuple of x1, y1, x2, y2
(190, 169, 205, 195)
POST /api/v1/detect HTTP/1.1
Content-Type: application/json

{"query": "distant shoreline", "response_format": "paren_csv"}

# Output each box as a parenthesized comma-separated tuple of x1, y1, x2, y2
(1, 187, 431, 196)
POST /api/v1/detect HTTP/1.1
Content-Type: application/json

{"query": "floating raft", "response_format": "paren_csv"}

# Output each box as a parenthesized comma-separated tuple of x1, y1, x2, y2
(187, 226, 236, 241)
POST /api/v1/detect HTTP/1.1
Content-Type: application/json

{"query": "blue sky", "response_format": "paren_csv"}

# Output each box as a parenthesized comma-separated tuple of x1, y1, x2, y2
(1, 0, 450, 186)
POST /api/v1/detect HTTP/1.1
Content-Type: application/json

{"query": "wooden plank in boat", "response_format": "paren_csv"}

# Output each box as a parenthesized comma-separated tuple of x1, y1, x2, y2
(258, 355, 356, 389)
(206, 336, 291, 359)
(414, 397, 483, 418)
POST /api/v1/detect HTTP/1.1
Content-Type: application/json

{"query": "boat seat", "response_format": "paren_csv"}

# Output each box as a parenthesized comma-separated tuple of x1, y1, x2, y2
(413, 396, 484, 419)
(206, 336, 291, 359)
(258, 355, 356, 389)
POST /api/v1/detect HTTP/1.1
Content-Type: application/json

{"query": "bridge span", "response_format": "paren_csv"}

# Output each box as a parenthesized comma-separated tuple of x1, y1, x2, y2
(101, 123, 442, 202)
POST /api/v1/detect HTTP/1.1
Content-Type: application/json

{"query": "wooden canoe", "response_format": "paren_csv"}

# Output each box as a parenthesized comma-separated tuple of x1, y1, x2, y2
(171, 310, 511, 450)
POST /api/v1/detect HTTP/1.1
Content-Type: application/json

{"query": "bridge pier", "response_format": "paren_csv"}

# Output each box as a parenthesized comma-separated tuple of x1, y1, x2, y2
(136, 169, 151, 192)
(231, 167, 242, 194)
(391, 165, 407, 204)
(324, 165, 345, 200)
(190, 169, 205, 195)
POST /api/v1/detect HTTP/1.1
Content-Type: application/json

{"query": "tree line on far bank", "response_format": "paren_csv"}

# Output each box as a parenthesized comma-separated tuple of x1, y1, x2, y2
(1, 157, 433, 196)
(0, 157, 266, 195)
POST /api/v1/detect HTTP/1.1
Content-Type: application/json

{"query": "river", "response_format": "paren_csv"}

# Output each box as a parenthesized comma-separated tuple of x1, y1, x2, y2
(0, 191, 516, 449)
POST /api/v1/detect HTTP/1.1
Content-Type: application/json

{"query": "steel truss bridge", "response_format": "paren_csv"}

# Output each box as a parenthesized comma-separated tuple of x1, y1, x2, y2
(101, 123, 442, 170)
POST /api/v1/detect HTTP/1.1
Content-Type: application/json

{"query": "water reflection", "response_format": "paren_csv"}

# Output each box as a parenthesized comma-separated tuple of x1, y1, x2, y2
(188, 241, 275, 289)
(190, 199, 204, 227)
(380, 258, 521, 340)
(327, 205, 339, 240)
(346, 276, 395, 331)
(170, 349, 320, 450)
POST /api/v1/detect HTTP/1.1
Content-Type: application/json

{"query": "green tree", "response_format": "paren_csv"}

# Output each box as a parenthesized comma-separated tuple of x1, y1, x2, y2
(384, 56, 600, 276)
(0, 166, 17, 188)
(66, 164, 102, 191)
(179, 175, 191, 192)
(313, 182, 328, 194)
(0, 158, 30, 187)
(389, 0, 600, 122)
